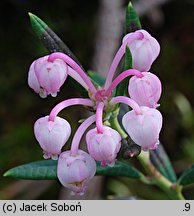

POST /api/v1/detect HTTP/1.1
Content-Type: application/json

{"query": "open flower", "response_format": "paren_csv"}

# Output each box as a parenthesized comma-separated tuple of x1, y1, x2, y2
(122, 106, 162, 150)
(34, 115, 71, 159)
(86, 126, 121, 167)
(57, 150, 96, 195)
(123, 30, 160, 72)
(28, 55, 68, 98)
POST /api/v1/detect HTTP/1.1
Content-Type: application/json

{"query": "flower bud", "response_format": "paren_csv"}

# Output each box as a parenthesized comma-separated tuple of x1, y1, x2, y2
(128, 72, 162, 108)
(34, 115, 71, 159)
(86, 126, 121, 167)
(122, 106, 162, 150)
(28, 55, 68, 98)
(57, 150, 96, 195)
(123, 30, 160, 71)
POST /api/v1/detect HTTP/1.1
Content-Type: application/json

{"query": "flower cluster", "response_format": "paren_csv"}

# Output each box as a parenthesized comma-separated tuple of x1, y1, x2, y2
(28, 29, 162, 195)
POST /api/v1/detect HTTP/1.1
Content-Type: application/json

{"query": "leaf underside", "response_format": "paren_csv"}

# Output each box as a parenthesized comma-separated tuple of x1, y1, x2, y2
(29, 13, 88, 98)
(150, 143, 177, 182)
(178, 164, 194, 186)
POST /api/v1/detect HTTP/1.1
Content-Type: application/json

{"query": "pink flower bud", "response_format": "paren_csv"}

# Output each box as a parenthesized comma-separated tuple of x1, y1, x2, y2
(34, 116, 71, 159)
(128, 72, 162, 108)
(123, 30, 160, 71)
(57, 150, 96, 195)
(86, 126, 121, 167)
(122, 106, 162, 150)
(28, 55, 68, 98)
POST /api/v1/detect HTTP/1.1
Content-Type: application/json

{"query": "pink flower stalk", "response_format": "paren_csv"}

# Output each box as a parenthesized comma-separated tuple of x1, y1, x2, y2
(128, 72, 162, 108)
(96, 102, 104, 134)
(67, 66, 89, 91)
(48, 98, 94, 122)
(109, 96, 142, 115)
(48, 52, 97, 95)
(105, 69, 143, 96)
(104, 31, 144, 89)
(28, 55, 68, 98)
(57, 149, 96, 195)
(122, 106, 162, 150)
(123, 30, 160, 72)
(70, 115, 96, 156)
(34, 116, 71, 160)
(86, 126, 121, 167)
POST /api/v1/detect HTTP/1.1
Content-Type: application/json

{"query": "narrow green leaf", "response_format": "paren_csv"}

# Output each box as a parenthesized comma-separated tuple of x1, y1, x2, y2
(123, 45, 132, 70)
(115, 45, 132, 96)
(96, 161, 142, 179)
(150, 143, 177, 182)
(125, 2, 142, 34)
(3, 160, 57, 180)
(178, 164, 194, 186)
(28, 12, 88, 98)
(4, 160, 142, 180)
(29, 13, 79, 62)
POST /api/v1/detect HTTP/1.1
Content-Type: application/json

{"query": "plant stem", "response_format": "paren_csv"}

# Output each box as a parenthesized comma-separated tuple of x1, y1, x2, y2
(109, 110, 185, 200)
(138, 151, 185, 200)
(109, 108, 127, 138)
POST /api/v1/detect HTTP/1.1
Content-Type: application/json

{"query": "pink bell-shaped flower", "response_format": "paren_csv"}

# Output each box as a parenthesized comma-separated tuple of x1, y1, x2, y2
(86, 126, 121, 167)
(34, 115, 71, 160)
(122, 106, 162, 150)
(123, 30, 160, 72)
(57, 150, 96, 195)
(28, 55, 68, 98)
(128, 72, 162, 108)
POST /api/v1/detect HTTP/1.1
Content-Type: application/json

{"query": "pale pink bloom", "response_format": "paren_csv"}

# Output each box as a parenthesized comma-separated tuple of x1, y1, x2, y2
(86, 126, 121, 167)
(122, 106, 162, 150)
(34, 115, 71, 159)
(128, 72, 162, 108)
(28, 55, 68, 98)
(123, 30, 160, 72)
(57, 150, 96, 195)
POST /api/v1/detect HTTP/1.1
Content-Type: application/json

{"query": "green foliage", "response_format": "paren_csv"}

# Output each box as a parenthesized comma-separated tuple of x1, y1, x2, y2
(29, 13, 79, 63)
(4, 160, 142, 180)
(125, 2, 142, 34)
(115, 45, 132, 96)
(150, 143, 177, 182)
(115, 1, 141, 97)
(178, 164, 194, 186)
(87, 70, 106, 87)
(29, 12, 89, 98)
(4, 160, 57, 180)
(96, 161, 142, 179)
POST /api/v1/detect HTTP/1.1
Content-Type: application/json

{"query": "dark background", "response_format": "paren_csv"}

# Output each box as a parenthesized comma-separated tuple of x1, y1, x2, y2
(0, 0, 194, 199)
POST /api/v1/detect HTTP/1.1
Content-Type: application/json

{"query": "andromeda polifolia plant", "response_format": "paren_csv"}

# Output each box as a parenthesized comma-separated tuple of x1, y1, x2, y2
(4, 2, 194, 199)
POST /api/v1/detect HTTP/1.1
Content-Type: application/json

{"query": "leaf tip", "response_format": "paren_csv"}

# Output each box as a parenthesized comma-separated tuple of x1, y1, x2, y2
(28, 12, 33, 16)
(128, 1, 133, 7)
(28, 12, 37, 21)
(3, 171, 10, 177)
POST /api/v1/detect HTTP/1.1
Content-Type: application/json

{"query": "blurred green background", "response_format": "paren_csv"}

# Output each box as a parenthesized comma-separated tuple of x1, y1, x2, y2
(0, 0, 194, 199)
